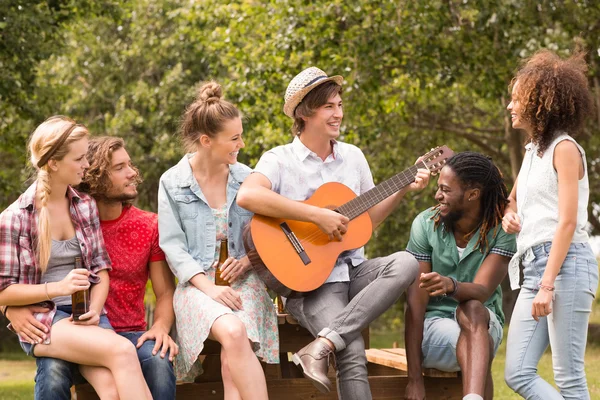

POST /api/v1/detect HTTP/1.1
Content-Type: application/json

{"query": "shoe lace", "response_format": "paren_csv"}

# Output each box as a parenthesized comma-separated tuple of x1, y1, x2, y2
(318, 348, 330, 357)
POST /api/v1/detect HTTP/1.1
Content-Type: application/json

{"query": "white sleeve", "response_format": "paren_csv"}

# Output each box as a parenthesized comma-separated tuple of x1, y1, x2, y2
(253, 150, 283, 193)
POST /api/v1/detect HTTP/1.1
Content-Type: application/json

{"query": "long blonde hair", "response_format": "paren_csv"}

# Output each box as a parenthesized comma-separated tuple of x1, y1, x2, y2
(28, 116, 89, 272)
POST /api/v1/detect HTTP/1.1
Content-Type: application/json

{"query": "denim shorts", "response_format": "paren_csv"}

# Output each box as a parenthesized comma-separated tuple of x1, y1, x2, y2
(20, 305, 112, 357)
(421, 307, 503, 372)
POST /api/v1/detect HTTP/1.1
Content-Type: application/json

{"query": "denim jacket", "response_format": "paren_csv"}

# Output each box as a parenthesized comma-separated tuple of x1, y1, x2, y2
(158, 154, 253, 284)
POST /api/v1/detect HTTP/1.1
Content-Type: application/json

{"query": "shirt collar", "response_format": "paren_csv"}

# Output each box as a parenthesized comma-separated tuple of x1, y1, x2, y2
(19, 182, 81, 210)
(175, 154, 195, 187)
(291, 136, 341, 162)
(175, 153, 246, 187)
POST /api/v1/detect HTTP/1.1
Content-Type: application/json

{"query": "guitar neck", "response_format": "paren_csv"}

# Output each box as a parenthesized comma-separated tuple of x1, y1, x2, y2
(336, 161, 425, 220)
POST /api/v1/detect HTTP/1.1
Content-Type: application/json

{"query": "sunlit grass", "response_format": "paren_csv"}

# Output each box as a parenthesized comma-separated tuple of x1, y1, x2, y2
(0, 358, 35, 399)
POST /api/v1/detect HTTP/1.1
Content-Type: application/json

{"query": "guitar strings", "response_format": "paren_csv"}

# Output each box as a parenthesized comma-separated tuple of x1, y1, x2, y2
(295, 167, 419, 244)
(288, 156, 445, 245)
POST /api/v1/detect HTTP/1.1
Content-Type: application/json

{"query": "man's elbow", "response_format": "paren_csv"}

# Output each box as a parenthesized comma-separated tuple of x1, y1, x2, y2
(236, 186, 254, 210)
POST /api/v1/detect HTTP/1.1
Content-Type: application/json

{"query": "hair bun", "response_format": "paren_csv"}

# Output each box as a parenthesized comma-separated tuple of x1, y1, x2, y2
(197, 81, 223, 104)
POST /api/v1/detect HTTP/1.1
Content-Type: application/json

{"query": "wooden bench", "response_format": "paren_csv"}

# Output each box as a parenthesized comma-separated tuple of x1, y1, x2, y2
(76, 314, 462, 399)
(365, 347, 462, 399)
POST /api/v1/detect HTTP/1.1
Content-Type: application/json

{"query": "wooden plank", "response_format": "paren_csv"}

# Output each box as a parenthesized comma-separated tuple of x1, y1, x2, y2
(366, 348, 408, 371)
(422, 368, 459, 378)
(366, 348, 459, 378)
(381, 348, 406, 356)
(173, 375, 463, 400)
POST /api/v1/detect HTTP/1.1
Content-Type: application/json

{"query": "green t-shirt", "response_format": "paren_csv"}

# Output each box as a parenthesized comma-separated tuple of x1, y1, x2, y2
(406, 208, 517, 325)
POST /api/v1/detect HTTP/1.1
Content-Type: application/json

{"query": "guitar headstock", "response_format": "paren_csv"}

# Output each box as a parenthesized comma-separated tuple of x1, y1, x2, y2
(420, 146, 454, 176)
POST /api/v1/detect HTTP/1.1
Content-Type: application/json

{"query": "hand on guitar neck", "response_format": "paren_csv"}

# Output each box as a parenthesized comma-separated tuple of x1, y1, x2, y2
(242, 146, 454, 296)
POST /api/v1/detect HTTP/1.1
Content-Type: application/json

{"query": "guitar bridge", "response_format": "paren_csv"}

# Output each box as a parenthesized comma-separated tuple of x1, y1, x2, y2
(280, 222, 311, 265)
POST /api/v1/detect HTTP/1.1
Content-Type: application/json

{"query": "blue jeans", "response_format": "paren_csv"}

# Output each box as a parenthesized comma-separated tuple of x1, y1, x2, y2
(34, 331, 176, 400)
(505, 242, 598, 400)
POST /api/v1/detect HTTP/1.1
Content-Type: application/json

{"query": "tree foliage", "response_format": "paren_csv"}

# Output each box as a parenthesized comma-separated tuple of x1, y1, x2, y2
(1, 0, 599, 327)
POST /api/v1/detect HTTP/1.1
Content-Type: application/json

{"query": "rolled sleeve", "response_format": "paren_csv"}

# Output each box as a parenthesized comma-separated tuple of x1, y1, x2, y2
(158, 178, 204, 284)
(406, 212, 433, 262)
(86, 199, 112, 282)
(150, 217, 166, 263)
(490, 227, 517, 258)
(254, 151, 281, 193)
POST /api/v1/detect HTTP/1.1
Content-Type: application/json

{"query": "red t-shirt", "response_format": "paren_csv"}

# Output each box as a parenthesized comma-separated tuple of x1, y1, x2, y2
(101, 205, 165, 332)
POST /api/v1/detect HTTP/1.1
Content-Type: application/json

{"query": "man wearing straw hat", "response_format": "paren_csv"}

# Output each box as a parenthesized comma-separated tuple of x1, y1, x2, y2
(237, 67, 430, 399)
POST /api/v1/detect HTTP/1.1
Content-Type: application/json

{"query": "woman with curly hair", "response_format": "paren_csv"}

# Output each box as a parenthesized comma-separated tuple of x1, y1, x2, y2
(503, 50, 598, 399)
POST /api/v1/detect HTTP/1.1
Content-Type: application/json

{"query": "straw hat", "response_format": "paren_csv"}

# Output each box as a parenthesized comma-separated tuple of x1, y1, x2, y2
(283, 67, 344, 118)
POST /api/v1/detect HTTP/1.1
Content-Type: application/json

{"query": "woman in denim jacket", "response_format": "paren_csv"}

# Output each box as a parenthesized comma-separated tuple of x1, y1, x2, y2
(158, 82, 278, 399)
(503, 50, 598, 399)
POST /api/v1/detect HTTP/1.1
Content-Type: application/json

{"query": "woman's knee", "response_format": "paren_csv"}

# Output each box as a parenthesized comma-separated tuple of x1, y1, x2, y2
(107, 335, 138, 364)
(213, 317, 248, 350)
(504, 362, 531, 394)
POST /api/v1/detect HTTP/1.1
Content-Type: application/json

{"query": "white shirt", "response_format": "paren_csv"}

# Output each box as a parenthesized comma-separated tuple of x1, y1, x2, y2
(254, 136, 375, 283)
(508, 134, 590, 289)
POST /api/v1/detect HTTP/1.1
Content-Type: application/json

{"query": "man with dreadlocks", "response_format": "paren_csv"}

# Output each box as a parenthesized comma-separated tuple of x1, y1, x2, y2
(404, 152, 516, 400)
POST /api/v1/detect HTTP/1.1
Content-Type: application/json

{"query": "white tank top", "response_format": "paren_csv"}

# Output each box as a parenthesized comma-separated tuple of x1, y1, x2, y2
(508, 134, 590, 289)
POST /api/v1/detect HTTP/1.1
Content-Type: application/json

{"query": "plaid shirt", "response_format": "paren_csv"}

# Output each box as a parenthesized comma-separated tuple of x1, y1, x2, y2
(0, 183, 112, 341)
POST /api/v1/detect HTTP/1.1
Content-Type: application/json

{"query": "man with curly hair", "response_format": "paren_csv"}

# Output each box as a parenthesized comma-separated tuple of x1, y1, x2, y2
(3, 137, 178, 400)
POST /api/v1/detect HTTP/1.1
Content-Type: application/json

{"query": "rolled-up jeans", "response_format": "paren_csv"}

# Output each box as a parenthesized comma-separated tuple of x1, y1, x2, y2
(505, 242, 598, 400)
(285, 251, 419, 400)
(34, 331, 175, 400)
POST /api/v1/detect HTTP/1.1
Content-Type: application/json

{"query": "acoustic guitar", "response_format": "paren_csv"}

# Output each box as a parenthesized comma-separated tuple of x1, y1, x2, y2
(243, 146, 454, 297)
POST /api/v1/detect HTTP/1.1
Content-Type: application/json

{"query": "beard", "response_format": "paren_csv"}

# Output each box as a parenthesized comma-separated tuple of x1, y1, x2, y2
(439, 208, 464, 229)
(107, 193, 137, 202)
(99, 187, 138, 203)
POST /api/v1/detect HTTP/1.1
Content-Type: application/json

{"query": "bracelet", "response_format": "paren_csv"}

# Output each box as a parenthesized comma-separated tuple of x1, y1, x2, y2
(538, 284, 555, 292)
(447, 277, 459, 297)
(44, 282, 51, 300)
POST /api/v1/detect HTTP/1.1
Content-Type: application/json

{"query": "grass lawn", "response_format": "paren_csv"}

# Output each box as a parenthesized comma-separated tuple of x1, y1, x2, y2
(2, 298, 598, 399)
(0, 352, 35, 399)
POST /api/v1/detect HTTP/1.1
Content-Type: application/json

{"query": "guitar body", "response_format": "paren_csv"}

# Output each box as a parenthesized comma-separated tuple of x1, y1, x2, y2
(244, 182, 372, 297)
(243, 145, 453, 297)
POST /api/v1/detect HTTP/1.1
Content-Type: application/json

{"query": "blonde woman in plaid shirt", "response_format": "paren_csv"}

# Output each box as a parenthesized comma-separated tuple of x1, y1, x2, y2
(0, 116, 152, 399)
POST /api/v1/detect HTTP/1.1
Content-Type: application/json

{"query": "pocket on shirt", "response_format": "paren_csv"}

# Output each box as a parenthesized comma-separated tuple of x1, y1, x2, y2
(174, 194, 200, 219)
(18, 236, 35, 267)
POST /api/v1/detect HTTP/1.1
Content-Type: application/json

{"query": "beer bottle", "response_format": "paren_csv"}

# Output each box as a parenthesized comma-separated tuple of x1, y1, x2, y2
(214, 239, 230, 286)
(71, 256, 90, 321)
(274, 295, 285, 314)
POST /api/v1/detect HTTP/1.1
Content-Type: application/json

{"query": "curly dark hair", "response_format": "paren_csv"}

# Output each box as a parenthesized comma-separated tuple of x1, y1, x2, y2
(431, 152, 509, 252)
(78, 136, 142, 201)
(510, 49, 593, 155)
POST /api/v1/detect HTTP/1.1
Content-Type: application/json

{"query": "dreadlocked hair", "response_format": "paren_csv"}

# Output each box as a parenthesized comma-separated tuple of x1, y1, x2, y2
(431, 152, 509, 252)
